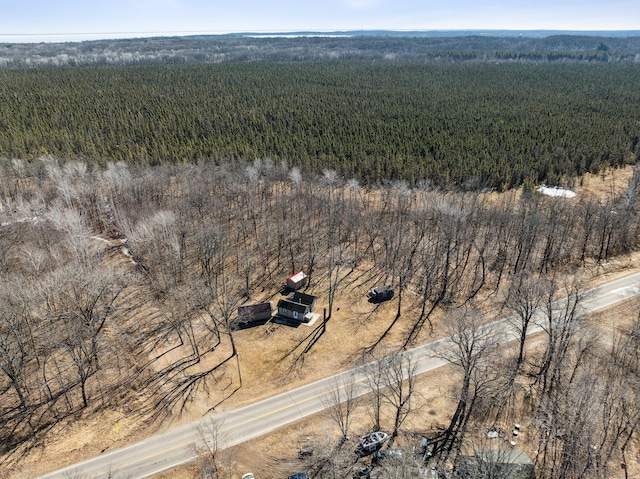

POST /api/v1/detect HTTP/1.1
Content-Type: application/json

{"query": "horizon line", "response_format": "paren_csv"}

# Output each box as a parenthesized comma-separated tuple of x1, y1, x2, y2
(2, 28, 640, 44)
(3, 28, 640, 35)
(5, 28, 640, 34)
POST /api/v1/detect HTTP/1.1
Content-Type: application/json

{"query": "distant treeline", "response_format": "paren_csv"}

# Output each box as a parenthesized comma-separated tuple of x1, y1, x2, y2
(2, 34, 640, 68)
(1, 61, 640, 189)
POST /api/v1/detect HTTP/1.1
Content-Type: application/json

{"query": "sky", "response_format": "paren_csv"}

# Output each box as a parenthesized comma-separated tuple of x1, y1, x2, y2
(1, 0, 639, 42)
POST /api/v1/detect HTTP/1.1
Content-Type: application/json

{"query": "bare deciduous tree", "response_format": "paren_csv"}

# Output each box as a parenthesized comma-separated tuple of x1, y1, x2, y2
(381, 351, 418, 441)
(432, 308, 499, 464)
(39, 263, 129, 408)
(0, 283, 34, 409)
(503, 271, 549, 375)
(322, 373, 359, 444)
(195, 418, 229, 479)
(363, 350, 389, 432)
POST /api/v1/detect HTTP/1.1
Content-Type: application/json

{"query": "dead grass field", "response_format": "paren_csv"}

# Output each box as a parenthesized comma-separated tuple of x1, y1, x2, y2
(6, 166, 640, 479)
(157, 296, 640, 479)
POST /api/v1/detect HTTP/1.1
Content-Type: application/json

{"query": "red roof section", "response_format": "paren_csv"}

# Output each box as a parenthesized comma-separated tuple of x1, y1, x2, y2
(287, 271, 306, 283)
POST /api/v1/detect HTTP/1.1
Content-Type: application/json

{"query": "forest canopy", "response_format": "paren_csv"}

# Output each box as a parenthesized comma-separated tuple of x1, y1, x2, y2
(1, 61, 639, 190)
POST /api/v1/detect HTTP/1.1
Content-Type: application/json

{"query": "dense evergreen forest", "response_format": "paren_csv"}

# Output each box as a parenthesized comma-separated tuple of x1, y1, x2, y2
(1, 61, 639, 189)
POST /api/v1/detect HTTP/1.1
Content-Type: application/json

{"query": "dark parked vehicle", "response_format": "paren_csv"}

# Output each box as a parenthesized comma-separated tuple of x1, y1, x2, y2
(353, 467, 372, 478)
(367, 285, 394, 302)
(287, 474, 309, 479)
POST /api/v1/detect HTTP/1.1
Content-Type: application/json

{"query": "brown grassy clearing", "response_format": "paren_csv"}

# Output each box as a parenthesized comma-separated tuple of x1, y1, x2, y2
(5, 166, 640, 479)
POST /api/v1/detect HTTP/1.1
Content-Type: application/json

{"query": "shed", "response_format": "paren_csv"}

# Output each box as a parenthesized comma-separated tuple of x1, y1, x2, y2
(286, 271, 307, 290)
(286, 291, 317, 312)
(237, 302, 273, 322)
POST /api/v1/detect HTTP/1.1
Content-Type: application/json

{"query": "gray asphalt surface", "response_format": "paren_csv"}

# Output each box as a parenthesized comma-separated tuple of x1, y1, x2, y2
(38, 272, 640, 479)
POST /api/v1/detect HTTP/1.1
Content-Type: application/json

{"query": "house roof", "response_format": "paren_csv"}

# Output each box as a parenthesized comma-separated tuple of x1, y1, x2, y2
(277, 299, 309, 314)
(287, 291, 316, 306)
(238, 302, 273, 316)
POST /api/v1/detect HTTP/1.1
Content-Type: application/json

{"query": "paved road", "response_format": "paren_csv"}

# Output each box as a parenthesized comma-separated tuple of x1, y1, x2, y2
(39, 272, 640, 479)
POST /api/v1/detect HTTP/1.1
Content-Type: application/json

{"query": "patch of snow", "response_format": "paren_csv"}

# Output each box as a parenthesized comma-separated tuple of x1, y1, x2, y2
(1, 216, 44, 227)
(90, 235, 115, 245)
(121, 247, 137, 265)
(536, 185, 576, 198)
(90, 235, 137, 265)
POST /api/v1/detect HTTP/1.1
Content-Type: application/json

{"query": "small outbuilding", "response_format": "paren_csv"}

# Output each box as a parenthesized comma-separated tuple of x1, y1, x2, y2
(237, 302, 273, 322)
(286, 271, 307, 290)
